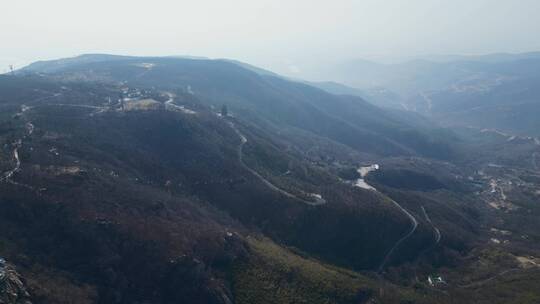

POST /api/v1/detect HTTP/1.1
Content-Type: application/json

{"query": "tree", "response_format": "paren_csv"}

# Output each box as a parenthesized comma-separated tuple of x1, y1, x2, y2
(221, 104, 228, 117)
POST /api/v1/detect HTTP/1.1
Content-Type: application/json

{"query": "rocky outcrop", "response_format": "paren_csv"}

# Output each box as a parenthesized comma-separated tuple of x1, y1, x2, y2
(0, 258, 32, 304)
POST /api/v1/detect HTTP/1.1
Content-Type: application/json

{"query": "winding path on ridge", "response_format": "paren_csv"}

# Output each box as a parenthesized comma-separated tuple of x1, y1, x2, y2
(227, 120, 326, 206)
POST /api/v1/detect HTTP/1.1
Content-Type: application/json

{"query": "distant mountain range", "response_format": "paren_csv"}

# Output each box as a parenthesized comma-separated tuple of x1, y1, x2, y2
(306, 52, 540, 136)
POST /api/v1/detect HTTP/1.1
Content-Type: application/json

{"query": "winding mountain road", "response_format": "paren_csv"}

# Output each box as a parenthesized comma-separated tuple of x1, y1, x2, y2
(2, 91, 192, 184)
(421, 206, 441, 244)
(377, 195, 419, 272)
(0, 141, 22, 183)
(457, 268, 521, 289)
(0, 92, 63, 184)
(164, 93, 197, 114)
(353, 165, 419, 273)
(228, 120, 326, 206)
(0, 106, 34, 183)
(45, 103, 111, 117)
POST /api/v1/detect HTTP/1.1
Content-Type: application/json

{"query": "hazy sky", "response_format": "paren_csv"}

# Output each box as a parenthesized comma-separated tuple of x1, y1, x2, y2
(2, 0, 540, 75)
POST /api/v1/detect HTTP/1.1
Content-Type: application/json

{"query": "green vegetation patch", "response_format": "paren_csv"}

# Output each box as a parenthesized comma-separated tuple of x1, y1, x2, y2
(233, 237, 376, 304)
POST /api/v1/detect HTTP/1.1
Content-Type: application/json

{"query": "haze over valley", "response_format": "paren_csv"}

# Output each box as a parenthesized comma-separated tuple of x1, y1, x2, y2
(1, 1, 540, 303)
